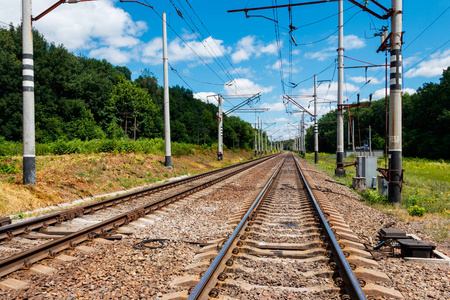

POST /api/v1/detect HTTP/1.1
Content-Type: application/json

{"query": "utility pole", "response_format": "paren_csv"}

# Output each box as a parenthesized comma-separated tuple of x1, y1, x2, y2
(259, 117, 263, 155)
(265, 132, 267, 155)
(389, 0, 403, 205)
(162, 12, 172, 168)
(22, 0, 35, 185)
(314, 74, 319, 164)
(301, 112, 305, 155)
(254, 119, 257, 156)
(335, 0, 345, 176)
(20, 0, 95, 185)
(217, 95, 223, 161)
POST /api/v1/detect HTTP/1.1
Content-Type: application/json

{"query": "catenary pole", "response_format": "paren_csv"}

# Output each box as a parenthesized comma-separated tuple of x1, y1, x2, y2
(265, 131, 267, 155)
(389, 0, 403, 205)
(301, 112, 305, 155)
(335, 0, 346, 176)
(22, 0, 35, 185)
(217, 95, 223, 161)
(254, 119, 257, 156)
(314, 74, 319, 164)
(162, 12, 172, 167)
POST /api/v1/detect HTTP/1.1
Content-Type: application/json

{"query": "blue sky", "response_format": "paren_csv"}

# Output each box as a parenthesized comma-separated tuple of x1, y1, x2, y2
(1, 0, 449, 141)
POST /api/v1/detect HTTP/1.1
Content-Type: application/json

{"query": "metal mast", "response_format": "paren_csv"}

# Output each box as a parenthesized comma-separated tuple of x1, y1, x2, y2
(163, 12, 172, 167)
(22, 0, 35, 185)
(335, 0, 346, 176)
(389, 0, 403, 205)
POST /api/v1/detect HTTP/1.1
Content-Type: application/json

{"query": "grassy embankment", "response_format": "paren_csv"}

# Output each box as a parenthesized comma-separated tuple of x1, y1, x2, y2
(302, 152, 450, 241)
(0, 138, 255, 218)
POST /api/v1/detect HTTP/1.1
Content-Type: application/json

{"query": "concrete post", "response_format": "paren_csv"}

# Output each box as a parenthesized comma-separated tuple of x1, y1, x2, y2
(254, 120, 257, 156)
(314, 74, 319, 164)
(301, 112, 305, 155)
(22, 0, 36, 185)
(335, 0, 346, 176)
(217, 95, 223, 161)
(259, 118, 262, 155)
(389, 0, 403, 205)
(265, 131, 267, 155)
(162, 13, 171, 167)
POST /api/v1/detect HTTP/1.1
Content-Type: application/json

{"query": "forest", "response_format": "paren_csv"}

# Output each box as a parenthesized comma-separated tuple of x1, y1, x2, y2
(305, 67, 450, 160)
(1, 26, 449, 160)
(0, 26, 255, 151)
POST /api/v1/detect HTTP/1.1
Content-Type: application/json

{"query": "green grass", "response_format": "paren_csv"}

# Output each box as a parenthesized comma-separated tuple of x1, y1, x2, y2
(0, 138, 219, 157)
(301, 152, 450, 216)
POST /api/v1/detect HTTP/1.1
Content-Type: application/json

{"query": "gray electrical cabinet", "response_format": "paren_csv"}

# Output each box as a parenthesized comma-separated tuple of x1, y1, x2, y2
(356, 156, 378, 189)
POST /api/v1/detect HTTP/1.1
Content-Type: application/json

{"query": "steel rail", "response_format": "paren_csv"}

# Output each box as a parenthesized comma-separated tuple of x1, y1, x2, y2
(188, 155, 286, 299)
(0, 155, 277, 241)
(0, 154, 277, 278)
(293, 156, 367, 300)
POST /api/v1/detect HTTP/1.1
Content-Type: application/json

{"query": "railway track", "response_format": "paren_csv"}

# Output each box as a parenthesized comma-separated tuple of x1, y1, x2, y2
(166, 153, 403, 299)
(0, 154, 277, 278)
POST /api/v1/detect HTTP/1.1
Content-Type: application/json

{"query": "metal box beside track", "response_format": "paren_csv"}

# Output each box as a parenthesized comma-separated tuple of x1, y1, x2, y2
(397, 239, 436, 258)
(356, 156, 378, 189)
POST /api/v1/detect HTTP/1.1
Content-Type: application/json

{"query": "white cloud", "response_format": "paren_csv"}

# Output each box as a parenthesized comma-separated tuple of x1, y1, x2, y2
(231, 36, 256, 63)
(224, 78, 275, 95)
(304, 47, 335, 61)
(258, 101, 286, 112)
(229, 67, 253, 78)
(194, 92, 218, 104)
(349, 76, 383, 84)
(142, 37, 163, 64)
(305, 35, 366, 61)
(298, 81, 359, 102)
(327, 34, 366, 50)
(231, 36, 279, 63)
(36, 0, 146, 51)
(260, 41, 278, 55)
(404, 49, 450, 78)
(270, 59, 302, 74)
(142, 36, 227, 65)
(1, 0, 147, 65)
(371, 88, 416, 100)
(89, 47, 132, 64)
(272, 117, 289, 122)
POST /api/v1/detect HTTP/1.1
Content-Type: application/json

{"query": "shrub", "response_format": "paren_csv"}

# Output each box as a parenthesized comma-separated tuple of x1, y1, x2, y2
(407, 205, 426, 217)
(0, 157, 20, 174)
(362, 189, 388, 205)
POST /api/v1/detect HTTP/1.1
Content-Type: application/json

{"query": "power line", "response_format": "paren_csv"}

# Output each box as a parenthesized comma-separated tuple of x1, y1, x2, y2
(404, 38, 450, 73)
(140, 1, 227, 84)
(404, 5, 450, 52)
(296, 9, 361, 46)
(177, 0, 256, 95)
(272, 0, 286, 95)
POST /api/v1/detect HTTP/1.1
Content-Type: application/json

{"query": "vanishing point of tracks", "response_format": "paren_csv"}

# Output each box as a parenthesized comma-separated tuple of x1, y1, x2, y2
(166, 153, 402, 299)
(0, 155, 275, 278)
(0, 153, 403, 299)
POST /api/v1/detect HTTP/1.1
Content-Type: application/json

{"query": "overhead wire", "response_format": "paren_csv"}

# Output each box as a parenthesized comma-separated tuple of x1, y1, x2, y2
(404, 38, 450, 74)
(272, 0, 286, 95)
(183, 0, 255, 95)
(169, 0, 233, 82)
(296, 9, 362, 46)
(404, 5, 450, 52)
(141, 0, 227, 85)
(170, 0, 257, 96)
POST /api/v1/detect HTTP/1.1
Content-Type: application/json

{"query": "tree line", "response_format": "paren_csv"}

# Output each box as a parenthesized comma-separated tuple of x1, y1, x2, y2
(305, 67, 450, 160)
(0, 26, 256, 151)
